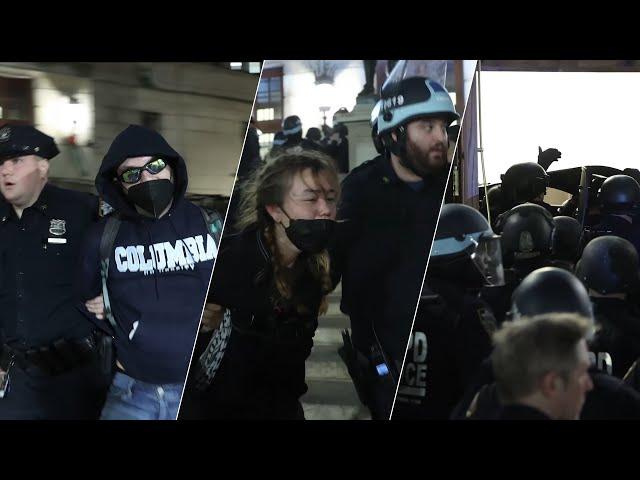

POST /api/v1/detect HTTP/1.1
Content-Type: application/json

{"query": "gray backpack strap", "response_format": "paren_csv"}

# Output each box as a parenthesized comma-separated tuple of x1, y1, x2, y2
(99, 214, 122, 333)
(198, 206, 223, 247)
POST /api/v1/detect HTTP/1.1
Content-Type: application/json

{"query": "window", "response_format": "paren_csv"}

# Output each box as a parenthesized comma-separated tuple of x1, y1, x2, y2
(256, 108, 274, 122)
(0, 77, 33, 125)
(254, 67, 284, 138)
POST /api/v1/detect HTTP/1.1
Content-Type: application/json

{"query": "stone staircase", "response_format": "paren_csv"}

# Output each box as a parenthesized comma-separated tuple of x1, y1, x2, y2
(301, 284, 371, 420)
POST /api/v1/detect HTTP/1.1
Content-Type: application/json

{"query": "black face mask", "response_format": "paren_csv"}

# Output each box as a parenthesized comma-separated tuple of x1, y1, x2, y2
(281, 210, 336, 254)
(126, 179, 174, 218)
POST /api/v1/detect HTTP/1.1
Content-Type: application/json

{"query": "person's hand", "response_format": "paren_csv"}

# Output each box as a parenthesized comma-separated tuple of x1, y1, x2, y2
(201, 303, 224, 332)
(85, 295, 105, 320)
(538, 146, 561, 171)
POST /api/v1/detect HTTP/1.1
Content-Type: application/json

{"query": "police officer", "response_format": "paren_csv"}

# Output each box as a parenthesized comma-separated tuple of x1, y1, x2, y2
(453, 266, 640, 420)
(484, 203, 556, 324)
(589, 174, 640, 255)
(575, 235, 640, 379)
(0, 124, 109, 419)
(482, 184, 505, 229)
(324, 122, 350, 174)
(265, 131, 286, 160)
(551, 215, 584, 271)
(334, 75, 459, 419)
(281, 115, 323, 152)
(497, 203, 555, 275)
(305, 127, 323, 146)
(499, 162, 556, 215)
(453, 266, 595, 419)
(393, 204, 502, 420)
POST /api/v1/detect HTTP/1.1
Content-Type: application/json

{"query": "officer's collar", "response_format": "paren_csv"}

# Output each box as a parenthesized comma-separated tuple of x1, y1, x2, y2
(29, 182, 53, 217)
(380, 154, 404, 186)
(1, 183, 52, 223)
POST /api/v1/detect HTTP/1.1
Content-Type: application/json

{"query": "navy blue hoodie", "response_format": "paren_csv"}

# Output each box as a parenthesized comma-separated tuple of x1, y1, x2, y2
(76, 125, 216, 384)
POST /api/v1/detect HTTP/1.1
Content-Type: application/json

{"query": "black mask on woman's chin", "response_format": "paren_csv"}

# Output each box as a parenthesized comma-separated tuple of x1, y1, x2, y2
(281, 211, 336, 254)
(127, 179, 174, 218)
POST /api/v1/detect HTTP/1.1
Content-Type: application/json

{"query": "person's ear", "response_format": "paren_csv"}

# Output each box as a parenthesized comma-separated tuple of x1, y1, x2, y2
(540, 371, 563, 398)
(37, 158, 50, 178)
(391, 131, 398, 142)
(265, 204, 287, 227)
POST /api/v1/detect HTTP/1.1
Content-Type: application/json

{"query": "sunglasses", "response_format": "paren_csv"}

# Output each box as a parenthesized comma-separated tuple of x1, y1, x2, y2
(118, 157, 168, 184)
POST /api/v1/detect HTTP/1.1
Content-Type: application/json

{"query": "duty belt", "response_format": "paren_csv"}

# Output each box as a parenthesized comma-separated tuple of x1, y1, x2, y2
(0, 333, 100, 376)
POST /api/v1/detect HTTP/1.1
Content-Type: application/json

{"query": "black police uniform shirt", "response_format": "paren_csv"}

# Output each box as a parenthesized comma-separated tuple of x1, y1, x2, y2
(333, 154, 447, 366)
(0, 184, 99, 349)
(186, 227, 325, 419)
(589, 297, 640, 379)
(393, 283, 495, 420)
(75, 126, 215, 385)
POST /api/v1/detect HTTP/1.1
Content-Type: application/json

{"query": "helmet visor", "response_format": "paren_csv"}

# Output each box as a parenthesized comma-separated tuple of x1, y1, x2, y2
(470, 234, 505, 286)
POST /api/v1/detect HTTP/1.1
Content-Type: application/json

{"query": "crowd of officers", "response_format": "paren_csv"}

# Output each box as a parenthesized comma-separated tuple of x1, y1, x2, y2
(267, 116, 350, 174)
(395, 154, 640, 420)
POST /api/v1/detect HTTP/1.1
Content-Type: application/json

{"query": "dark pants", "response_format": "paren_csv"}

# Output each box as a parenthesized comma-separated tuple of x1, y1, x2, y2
(0, 360, 110, 420)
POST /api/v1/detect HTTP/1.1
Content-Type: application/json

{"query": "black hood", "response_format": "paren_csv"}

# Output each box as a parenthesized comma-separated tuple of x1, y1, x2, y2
(96, 125, 188, 217)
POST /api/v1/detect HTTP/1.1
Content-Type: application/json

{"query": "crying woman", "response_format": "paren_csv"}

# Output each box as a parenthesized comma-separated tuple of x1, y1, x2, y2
(181, 149, 341, 419)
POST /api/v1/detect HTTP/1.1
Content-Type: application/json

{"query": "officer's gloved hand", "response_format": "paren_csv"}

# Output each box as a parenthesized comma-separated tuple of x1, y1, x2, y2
(85, 295, 105, 320)
(538, 146, 562, 171)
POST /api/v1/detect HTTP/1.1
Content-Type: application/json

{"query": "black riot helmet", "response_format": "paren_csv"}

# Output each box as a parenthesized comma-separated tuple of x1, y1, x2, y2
(576, 236, 640, 295)
(552, 215, 584, 263)
(305, 127, 322, 143)
(500, 162, 549, 209)
(511, 267, 594, 321)
(485, 185, 505, 223)
(496, 203, 555, 265)
(597, 174, 640, 214)
(282, 115, 303, 142)
(430, 203, 505, 287)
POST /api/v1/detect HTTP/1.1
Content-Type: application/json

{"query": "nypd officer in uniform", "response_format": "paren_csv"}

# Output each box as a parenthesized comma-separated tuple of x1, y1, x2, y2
(281, 115, 324, 152)
(0, 125, 109, 419)
(334, 73, 459, 419)
(393, 204, 502, 419)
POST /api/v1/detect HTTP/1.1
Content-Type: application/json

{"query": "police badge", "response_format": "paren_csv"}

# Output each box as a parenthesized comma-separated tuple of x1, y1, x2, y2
(0, 126, 10, 143)
(49, 219, 66, 236)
